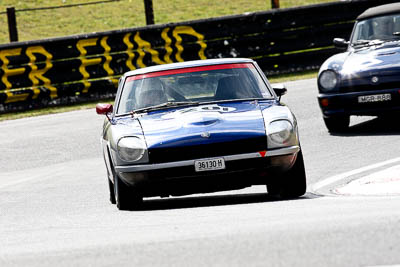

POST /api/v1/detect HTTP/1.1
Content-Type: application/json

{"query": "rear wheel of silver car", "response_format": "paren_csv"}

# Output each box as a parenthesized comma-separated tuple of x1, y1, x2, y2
(267, 150, 307, 198)
(114, 173, 143, 211)
(323, 116, 350, 133)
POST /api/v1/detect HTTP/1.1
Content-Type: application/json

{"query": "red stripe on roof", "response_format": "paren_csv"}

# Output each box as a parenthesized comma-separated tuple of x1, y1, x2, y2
(126, 63, 254, 82)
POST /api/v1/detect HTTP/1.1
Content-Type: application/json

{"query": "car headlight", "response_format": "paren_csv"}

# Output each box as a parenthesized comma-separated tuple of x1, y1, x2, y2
(319, 70, 339, 92)
(267, 120, 297, 149)
(117, 136, 146, 162)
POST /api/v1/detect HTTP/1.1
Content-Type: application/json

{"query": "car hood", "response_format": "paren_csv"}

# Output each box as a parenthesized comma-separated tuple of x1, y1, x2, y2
(341, 42, 400, 79)
(137, 101, 270, 149)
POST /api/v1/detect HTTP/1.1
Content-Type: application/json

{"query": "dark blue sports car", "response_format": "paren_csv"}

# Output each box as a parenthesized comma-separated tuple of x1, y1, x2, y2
(97, 58, 306, 210)
(318, 3, 400, 132)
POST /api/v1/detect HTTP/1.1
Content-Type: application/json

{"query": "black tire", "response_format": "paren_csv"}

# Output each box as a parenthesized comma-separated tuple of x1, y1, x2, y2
(105, 148, 116, 205)
(114, 173, 143, 211)
(323, 116, 350, 133)
(108, 178, 116, 204)
(267, 150, 307, 198)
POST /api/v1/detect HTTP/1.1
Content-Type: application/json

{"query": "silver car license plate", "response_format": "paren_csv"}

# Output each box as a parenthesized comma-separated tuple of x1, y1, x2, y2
(358, 93, 391, 103)
(194, 158, 225, 172)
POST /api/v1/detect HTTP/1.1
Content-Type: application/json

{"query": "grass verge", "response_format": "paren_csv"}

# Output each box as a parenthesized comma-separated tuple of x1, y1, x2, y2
(268, 70, 317, 83)
(0, 99, 114, 122)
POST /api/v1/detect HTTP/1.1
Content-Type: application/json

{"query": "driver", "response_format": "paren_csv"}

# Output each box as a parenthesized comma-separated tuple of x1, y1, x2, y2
(371, 16, 393, 40)
(136, 78, 168, 108)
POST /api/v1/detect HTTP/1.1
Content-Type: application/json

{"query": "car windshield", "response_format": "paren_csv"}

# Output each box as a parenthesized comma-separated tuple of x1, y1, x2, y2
(351, 14, 400, 46)
(116, 63, 273, 115)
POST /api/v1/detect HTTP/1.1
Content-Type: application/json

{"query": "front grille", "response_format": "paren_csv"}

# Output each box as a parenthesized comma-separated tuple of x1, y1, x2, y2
(146, 157, 271, 179)
(340, 79, 400, 93)
(148, 136, 267, 163)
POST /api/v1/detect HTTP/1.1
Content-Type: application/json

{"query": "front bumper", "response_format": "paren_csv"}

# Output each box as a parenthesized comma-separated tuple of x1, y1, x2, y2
(115, 146, 300, 197)
(318, 88, 400, 117)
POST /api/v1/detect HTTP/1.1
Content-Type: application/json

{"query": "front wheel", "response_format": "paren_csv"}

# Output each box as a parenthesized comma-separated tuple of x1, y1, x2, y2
(114, 173, 143, 211)
(108, 178, 116, 204)
(323, 116, 349, 133)
(267, 150, 307, 198)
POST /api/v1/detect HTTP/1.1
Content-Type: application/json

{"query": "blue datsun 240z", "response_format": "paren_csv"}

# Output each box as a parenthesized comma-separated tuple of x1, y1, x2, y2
(318, 3, 400, 132)
(97, 58, 306, 210)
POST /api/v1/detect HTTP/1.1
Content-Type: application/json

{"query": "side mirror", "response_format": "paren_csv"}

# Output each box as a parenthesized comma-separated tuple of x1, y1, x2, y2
(96, 103, 113, 115)
(96, 103, 113, 121)
(273, 84, 287, 100)
(333, 38, 349, 49)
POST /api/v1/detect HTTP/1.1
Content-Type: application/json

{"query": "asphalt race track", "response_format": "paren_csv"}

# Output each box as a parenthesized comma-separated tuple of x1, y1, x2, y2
(1, 78, 400, 267)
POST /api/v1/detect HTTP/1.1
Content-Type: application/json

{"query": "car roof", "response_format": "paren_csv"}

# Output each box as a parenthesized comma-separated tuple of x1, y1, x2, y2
(357, 3, 400, 20)
(122, 58, 255, 78)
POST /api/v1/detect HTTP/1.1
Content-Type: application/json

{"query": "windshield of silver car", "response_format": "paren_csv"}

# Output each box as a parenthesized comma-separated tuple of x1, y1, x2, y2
(351, 14, 400, 45)
(116, 63, 273, 115)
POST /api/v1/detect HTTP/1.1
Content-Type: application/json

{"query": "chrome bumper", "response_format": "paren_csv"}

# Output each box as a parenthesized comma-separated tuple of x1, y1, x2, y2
(115, 145, 300, 173)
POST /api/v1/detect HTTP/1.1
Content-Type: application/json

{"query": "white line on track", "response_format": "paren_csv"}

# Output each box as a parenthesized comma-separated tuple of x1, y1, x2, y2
(335, 164, 400, 195)
(311, 157, 400, 192)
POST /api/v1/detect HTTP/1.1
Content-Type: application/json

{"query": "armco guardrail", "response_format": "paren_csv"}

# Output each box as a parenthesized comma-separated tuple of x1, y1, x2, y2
(0, 0, 397, 112)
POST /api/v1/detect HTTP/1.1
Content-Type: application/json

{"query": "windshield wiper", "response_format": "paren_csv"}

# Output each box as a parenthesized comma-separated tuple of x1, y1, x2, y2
(352, 39, 384, 47)
(379, 34, 400, 42)
(201, 97, 268, 105)
(131, 101, 199, 114)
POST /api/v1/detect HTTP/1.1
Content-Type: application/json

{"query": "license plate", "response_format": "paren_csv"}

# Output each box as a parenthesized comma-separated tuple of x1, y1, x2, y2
(194, 158, 225, 172)
(358, 93, 391, 103)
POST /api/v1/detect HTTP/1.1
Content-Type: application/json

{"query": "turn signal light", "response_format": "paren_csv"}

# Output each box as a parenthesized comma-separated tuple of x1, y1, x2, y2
(320, 98, 329, 107)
